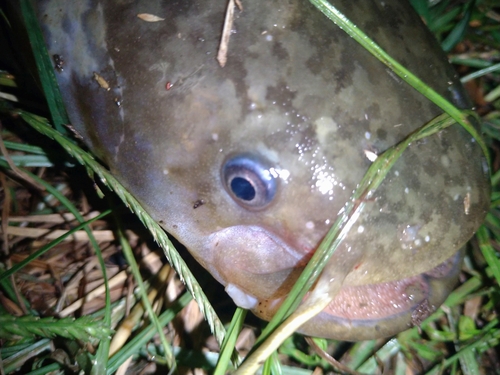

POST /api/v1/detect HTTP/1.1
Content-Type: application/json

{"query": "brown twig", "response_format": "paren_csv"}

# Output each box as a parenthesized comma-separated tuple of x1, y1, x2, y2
(0, 121, 46, 191)
(217, 0, 243, 67)
(1, 172, 10, 256)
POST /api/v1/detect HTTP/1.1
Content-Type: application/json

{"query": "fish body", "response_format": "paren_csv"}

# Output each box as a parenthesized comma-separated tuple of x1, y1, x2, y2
(35, 0, 490, 340)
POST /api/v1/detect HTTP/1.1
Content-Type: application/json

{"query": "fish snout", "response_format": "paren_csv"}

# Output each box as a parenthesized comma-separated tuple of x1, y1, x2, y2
(205, 225, 304, 309)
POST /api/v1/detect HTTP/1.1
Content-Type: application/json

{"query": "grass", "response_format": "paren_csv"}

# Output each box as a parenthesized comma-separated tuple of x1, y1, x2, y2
(1, 0, 500, 374)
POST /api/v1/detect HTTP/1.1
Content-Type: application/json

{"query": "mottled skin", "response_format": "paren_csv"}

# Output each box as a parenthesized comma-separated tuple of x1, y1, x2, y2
(35, 0, 489, 340)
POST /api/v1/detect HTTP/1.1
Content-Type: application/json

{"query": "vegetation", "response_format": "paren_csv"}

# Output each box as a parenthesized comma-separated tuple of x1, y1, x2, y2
(0, 0, 499, 374)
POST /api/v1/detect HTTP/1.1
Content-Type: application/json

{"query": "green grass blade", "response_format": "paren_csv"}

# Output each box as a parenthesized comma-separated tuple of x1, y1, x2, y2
(441, 0, 475, 52)
(0, 315, 112, 341)
(19, 0, 69, 135)
(477, 226, 500, 286)
(461, 62, 500, 83)
(114, 222, 176, 369)
(431, 6, 461, 35)
(214, 308, 246, 375)
(2, 339, 53, 374)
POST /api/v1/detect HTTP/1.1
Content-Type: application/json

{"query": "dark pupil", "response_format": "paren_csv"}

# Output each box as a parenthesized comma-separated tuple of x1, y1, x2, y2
(230, 177, 256, 201)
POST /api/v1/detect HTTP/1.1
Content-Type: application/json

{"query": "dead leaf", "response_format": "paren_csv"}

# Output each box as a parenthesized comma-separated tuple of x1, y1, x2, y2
(137, 13, 165, 22)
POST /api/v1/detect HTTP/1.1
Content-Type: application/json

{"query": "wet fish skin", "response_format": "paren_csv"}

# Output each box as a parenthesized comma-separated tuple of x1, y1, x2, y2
(34, 0, 490, 340)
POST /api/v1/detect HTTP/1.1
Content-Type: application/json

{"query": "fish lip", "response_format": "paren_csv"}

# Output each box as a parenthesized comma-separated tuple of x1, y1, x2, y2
(203, 225, 306, 301)
(207, 225, 304, 273)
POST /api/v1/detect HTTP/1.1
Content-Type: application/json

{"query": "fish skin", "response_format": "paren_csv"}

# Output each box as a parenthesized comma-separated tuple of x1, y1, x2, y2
(34, 0, 490, 340)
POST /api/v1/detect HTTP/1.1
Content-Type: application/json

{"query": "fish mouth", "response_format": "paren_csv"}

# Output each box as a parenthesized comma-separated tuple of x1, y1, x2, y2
(203, 224, 462, 340)
(204, 225, 307, 304)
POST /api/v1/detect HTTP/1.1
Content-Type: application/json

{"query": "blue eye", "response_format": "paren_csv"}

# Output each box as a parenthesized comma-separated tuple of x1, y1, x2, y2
(223, 154, 277, 210)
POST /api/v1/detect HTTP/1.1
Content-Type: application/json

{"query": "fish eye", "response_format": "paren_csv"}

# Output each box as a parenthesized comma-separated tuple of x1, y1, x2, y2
(222, 154, 277, 210)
